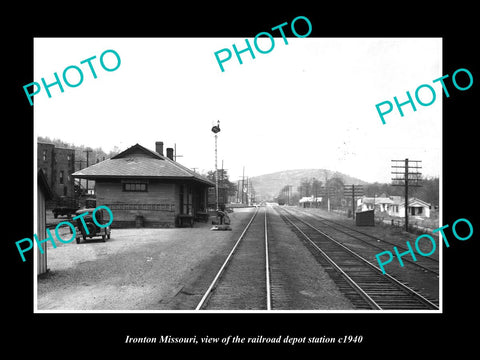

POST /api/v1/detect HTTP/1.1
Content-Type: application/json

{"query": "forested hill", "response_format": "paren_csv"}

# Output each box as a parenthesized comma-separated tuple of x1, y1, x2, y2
(249, 168, 439, 207)
(249, 169, 367, 201)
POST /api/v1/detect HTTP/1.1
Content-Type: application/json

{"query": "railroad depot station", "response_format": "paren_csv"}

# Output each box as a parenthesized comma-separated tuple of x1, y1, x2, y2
(71, 142, 215, 228)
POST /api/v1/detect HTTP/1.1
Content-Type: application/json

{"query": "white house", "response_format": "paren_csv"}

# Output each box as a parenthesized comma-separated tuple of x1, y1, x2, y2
(358, 195, 431, 218)
(390, 197, 431, 218)
(358, 196, 394, 213)
(299, 196, 322, 208)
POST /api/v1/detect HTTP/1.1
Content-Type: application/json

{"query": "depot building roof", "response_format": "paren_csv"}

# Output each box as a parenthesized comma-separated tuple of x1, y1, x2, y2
(72, 143, 214, 187)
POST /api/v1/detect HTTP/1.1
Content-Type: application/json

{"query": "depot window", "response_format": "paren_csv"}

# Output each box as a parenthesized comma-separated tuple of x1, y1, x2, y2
(123, 182, 148, 192)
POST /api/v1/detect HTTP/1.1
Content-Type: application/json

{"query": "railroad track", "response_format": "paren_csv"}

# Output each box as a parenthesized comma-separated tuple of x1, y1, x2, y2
(195, 206, 271, 310)
(275, 206, 439, 310)
(288, 207, 440, 276)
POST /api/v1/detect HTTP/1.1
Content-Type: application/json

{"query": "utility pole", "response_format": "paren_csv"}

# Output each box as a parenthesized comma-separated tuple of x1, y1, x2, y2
(344, 184, 364, 220)
(74, 159, 84, 171)
(174, 143, 184, 162)
(242, 166, 245, 204)
(84, 149, 92, 167)
(323, 170, 330, 211)
(391, 158, 422, 232)
(237, 180, 240, 203)
(286, 184, 292, 205)
(352, 185, 355, 219)
(84, 149, 92, 195)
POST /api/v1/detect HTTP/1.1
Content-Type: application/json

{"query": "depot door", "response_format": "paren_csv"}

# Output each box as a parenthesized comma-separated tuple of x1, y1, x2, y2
(179, 184, 192, 215)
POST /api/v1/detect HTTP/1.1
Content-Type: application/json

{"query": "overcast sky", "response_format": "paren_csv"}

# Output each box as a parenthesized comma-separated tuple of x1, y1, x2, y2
(34, 37, 442, 183)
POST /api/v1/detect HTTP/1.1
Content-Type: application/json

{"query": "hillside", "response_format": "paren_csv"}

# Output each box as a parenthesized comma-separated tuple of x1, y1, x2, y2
(249, 169, 367, 201)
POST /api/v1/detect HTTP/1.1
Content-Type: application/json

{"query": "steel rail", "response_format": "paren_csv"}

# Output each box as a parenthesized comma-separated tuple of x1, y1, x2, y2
(196, 206, 272, 310)
(280, 211, 382, 310)
(289, 207, 439, 275)
(303, 208, 440, 263)
(278, 207, 439, 310)
(265, 206, 272, 310)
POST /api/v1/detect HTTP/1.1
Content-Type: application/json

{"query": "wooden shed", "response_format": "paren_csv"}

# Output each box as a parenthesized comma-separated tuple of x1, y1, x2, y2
(355, 209, 375, 226)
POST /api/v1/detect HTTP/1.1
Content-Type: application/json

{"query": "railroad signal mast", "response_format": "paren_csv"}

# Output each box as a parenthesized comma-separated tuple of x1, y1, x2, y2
(391, 158, 422, 232)
(211, 120, 221, 210)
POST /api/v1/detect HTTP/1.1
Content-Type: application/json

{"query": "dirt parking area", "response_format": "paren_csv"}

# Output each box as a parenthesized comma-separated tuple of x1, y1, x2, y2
(37, 209, 252, 311)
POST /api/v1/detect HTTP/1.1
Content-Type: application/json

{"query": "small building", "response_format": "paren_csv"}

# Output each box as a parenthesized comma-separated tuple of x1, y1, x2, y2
(390, 197, 431, 218)
(355, 209, 375, 226)
(299, 196, 322, 208)
(37, 169, 53, 275)
(358, 195, 431, 218)
(358, 196, 394, 213)
(72, 142, 214, 228)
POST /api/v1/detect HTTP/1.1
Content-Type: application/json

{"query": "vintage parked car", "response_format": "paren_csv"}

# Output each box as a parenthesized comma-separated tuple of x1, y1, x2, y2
(74, 208, 111, 243)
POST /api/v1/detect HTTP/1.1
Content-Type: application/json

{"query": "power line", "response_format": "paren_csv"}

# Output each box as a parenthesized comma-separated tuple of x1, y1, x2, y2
(391, 158, 422, 231)
(84, 149, 92, 195)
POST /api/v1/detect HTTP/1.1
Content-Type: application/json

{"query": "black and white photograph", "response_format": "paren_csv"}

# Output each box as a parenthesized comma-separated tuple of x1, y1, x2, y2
(7, 5, 478, 354)
(33, 37, 442, 313)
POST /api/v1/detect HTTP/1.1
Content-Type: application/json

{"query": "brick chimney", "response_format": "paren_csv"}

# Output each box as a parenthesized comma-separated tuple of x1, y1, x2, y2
(166, 147, 174, 161)
(155, 141, 164, 156)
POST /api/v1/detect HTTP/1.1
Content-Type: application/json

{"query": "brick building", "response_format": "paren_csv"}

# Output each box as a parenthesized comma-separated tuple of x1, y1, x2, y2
(37, 142, 76, 200)
(72, 142, 214, 228)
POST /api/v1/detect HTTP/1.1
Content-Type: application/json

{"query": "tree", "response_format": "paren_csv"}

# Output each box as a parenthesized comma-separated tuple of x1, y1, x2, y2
(326, 176, 344, 209)
(311, 178, 322, 197)
(298, 178, 311, 197)
(205, 169, 237, 197)
(277, 185, 291, 205)
(415, 176, 439, 208)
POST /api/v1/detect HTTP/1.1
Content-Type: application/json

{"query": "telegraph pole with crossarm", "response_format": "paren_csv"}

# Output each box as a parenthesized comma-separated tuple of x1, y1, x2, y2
(391, 158, 422, 232)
